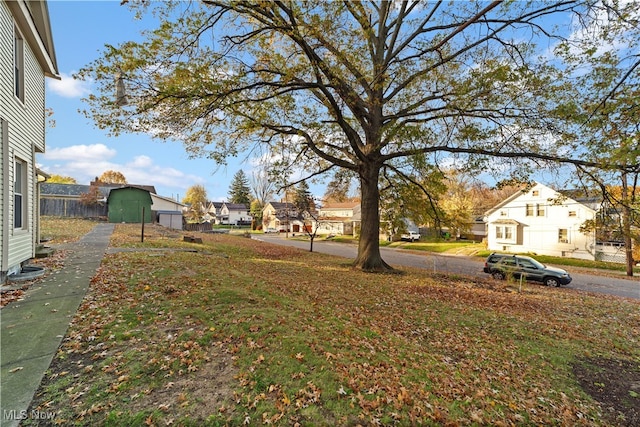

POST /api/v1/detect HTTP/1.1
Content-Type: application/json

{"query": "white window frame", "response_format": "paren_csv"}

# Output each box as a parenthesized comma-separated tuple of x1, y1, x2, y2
(495, 225, 516, 243)
(505, 227, 513, 240)
(525, 204, 534, 216)
(14, 158, 27, 229)
(558, 228, 569, 244)
(14, 25, 25, 103)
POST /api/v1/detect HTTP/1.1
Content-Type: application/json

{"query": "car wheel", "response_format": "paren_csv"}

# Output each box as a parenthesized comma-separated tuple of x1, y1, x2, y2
(492, 271, 505, 280)
(544, 277, 560, 287)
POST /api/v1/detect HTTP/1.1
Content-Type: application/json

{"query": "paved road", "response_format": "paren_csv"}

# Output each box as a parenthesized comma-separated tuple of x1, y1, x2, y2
(254, 235, 640, 300)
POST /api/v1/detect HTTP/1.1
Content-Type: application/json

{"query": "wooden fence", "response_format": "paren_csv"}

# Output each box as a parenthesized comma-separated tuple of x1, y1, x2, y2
(40, 198, 107, 219)
(183, 222, 214, 232)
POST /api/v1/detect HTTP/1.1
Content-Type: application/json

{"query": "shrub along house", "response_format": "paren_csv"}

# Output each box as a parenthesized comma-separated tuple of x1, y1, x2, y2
(1, 0, 59, 282)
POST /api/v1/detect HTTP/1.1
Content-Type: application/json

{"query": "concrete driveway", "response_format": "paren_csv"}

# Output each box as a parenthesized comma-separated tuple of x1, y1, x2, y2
(254, 234, 640, 300)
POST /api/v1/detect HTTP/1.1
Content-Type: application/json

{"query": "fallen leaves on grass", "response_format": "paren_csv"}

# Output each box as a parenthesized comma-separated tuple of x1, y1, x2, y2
(25, 222, 640, 426)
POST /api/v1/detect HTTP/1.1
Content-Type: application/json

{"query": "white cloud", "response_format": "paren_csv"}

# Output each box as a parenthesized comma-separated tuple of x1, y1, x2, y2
(129, 155, 154, 168)
(43, 143, 116, 162)
(47, 72, 92, 98)
(38, 145, 205, 197)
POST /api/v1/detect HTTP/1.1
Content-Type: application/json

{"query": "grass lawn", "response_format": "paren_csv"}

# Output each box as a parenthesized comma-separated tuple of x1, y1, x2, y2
(25, 219, 640, 426)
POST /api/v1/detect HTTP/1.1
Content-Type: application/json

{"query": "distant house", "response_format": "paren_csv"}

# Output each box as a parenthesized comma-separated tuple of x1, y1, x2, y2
(107, 186, 153, 223)
(262, 202, 304, 232)
(484, 182, 602, 261)
(220, 202, 251, 226)
(314, 201, 361, 235)
(1, 0, 59, 282)
(203, 201, 223, 223)
(150, 193, 185, 212)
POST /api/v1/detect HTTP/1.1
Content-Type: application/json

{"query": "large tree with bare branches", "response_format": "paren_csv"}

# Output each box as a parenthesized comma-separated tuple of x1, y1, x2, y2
(78, 0, 637, 271)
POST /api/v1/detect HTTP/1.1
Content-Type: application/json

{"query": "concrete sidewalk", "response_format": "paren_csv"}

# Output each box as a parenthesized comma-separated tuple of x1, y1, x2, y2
(1, 223, 114, 427)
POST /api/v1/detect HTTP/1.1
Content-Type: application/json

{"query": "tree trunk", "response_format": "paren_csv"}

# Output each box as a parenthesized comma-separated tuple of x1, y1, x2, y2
(622, 175, 634, 276)
(353, 163, 393, 272)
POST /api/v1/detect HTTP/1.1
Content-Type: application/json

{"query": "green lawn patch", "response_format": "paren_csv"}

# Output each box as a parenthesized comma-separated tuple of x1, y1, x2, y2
(25, 221, 640, 426)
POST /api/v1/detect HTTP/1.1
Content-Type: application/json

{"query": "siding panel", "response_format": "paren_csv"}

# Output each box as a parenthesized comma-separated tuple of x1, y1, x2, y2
(1, 0, 48, 274)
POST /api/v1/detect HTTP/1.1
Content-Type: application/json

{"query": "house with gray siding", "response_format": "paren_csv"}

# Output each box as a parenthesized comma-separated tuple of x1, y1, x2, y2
(1, 0, 58, 282)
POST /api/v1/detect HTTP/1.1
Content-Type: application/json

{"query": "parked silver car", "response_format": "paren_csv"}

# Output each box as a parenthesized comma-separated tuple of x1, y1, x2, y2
(483, 253, 572, 287)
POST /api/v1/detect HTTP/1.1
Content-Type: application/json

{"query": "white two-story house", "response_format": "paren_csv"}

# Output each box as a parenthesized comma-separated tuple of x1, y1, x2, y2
(484, 182, 599, 261)
(1, 0, 59, 282)
(313, 201, 361, 236)
(220, 202, 251, 226)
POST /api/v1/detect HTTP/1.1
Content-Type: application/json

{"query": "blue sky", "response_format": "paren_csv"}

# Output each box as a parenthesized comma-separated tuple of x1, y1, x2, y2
(41, 0, 263, 202)
(40, 1, 613, 202)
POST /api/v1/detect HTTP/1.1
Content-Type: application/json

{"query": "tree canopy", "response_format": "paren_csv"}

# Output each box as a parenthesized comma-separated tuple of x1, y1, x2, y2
(77, 0, 639, 271)
(551, 10, 640, 275)
(48, 175, 77, 184)
(182, 184, 208, 222)
(99, 170, 127, 184)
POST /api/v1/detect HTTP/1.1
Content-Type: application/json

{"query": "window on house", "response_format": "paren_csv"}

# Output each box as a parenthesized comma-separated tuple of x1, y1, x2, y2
(536, 204, 545, 216)
(558, 229, 569, 243)
(14, 25, 24, 102)
(532, 190, 539, 196)
(14, 158, 27, 229)
(495, 226, 503, 239)
(568, 211, 576, 217)
(499, 210, 507, 217)
(505, 227, 513, 240)
(525, 204, 534, 216)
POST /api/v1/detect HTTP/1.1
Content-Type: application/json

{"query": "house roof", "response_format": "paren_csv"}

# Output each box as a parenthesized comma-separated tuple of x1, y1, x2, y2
(484, 182, 601, 217)
(7, 0, 59, 78)
(491, 219, 521, 225)
(558, 190, 602, 208)
(157, 210, 183, 215)
(223, 202, 248, 210)
(41, 182, 158, 199)
(321, 201, 360, 210)
(267, 202, 296, 210)
(97, 183, 157, 194)
(151, 193, 186, 207)
(483, 186, 528, 217)
(41, 183, 108, 198)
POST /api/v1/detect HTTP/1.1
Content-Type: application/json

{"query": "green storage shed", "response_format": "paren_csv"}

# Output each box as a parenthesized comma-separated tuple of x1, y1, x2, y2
(107, 186, 153, 223)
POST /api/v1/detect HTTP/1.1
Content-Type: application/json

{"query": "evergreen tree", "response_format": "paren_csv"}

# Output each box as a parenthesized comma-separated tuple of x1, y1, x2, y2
(294, 181, 314, 214)
(229, 170, 251, 205)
